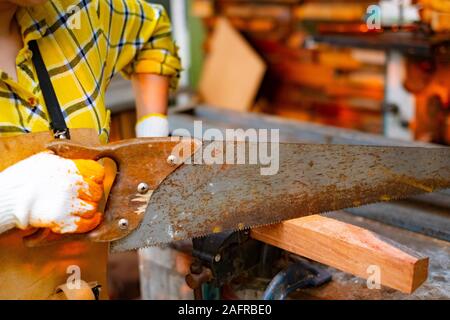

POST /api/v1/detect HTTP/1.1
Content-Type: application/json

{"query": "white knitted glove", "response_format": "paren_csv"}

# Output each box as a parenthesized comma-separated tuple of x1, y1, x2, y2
(135, 114, 169, 138)
(0, 152, 105, 235)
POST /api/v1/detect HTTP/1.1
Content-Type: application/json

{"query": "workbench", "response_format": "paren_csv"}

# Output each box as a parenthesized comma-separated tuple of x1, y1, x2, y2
(168, 106, 450, 300)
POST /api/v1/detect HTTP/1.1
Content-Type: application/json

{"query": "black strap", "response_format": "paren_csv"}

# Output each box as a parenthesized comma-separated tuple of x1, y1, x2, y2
(29, 40, 70, 139)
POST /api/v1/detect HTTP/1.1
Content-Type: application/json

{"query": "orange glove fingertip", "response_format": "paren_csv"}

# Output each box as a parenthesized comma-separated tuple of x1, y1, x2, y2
(74, 212, 103, 233)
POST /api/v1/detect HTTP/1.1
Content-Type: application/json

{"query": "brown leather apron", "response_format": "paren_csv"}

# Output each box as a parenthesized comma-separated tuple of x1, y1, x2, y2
(0, 129, 110, 299)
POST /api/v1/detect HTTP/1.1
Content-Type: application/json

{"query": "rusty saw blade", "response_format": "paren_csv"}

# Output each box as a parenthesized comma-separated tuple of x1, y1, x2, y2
(111, 141, 450, 252)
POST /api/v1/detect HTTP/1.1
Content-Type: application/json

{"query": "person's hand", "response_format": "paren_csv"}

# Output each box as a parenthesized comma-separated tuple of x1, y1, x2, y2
(136, 113, 169, 138)
(0, 152, 105, 234)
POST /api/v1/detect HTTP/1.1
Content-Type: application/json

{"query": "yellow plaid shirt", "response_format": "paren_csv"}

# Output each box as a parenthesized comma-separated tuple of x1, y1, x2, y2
(0, 0, 181, 143)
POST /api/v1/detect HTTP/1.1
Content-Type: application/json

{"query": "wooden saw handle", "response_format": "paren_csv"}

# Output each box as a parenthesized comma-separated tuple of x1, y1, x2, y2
(47, 137, 201, 242)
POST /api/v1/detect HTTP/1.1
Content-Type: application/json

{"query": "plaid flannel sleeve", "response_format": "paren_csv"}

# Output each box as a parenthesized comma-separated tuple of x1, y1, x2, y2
(100, 0, 182, 90)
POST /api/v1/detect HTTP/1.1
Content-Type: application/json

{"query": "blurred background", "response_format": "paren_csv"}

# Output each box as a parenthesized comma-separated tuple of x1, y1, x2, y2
(106, 0, 450, 300)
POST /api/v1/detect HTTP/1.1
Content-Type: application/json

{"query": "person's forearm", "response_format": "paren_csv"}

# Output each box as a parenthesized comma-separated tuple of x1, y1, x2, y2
(132, 73, 171, 137)
(132, 73, 170, 119)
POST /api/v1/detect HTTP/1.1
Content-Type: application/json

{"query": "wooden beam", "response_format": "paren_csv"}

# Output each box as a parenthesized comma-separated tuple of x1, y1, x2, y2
(293, 3, 367, 21)
(251, 215, 428, 294)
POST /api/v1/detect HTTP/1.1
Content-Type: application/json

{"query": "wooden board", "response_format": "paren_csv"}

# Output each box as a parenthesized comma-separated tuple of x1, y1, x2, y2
(0, 128, 101, 171)
(198, 18, 266, 112)
(293, 3, 366, 21)
(251, 214, 429, 294)
(191, 0, 215, 18)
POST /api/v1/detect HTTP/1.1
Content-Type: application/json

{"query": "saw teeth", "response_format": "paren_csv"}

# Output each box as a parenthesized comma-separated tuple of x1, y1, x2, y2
(111, 192, 427, 252)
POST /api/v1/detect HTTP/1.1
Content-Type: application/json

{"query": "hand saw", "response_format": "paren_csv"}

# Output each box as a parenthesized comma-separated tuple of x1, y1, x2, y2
(39, 137, 450, 252)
